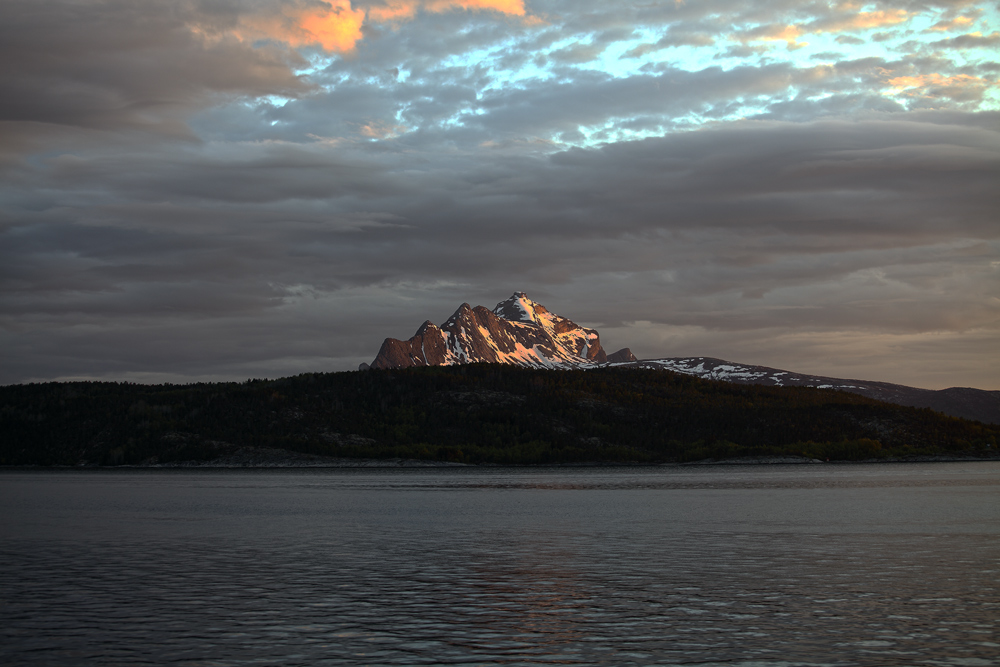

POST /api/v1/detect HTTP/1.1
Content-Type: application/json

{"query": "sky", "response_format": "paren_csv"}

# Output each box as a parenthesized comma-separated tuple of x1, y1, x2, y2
(1, 0, 998, 390)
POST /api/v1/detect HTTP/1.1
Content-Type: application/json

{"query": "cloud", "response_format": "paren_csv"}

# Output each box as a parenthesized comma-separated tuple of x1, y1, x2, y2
(884, 72, 996, 102)
(369, 0, 526, 22)
(546, 41, 607, 64)
(732, 9, 916, 53)
(927, 15, 976, 32)
(928, 30, 1000, 49)
(358, 119, 409, 138)
(808, 9, 913, 34)
(225, 0, 527, 53)
(733, 23, 809, 50)
(1, 0, 999, 389)
(298, 1, 368, 52)
(0, 0, 313, 157)
(4, 115, 997, 386)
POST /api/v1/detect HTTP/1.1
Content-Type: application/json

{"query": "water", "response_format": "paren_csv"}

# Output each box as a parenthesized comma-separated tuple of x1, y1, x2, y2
(1, 463, 998, 666)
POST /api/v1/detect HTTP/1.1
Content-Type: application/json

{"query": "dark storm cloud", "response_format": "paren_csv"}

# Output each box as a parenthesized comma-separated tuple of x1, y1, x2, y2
(0, 1, 310, 135)
(5, 115, 996, 314)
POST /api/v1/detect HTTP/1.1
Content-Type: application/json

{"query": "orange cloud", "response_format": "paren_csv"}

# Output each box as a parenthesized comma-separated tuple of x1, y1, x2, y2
(884, 72, 995, 101)
(737, 24, 809, 50)
(221, 2, 365, 53)
(927, 16, 975, 32)
(808, 9, 913, 34)
(838, 9, 911, 30)
(887, 73, 982, 90)
(734, 8, 916, 51)
(425, 0, 525, 15)
(300, 1, 366, 52)
(368, 0, 525, 23)
(217, 0, 527, 54)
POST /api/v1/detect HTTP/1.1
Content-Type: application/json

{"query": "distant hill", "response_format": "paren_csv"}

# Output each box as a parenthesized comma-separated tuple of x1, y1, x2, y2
(610, 358, 1000, 425)
(2, 365, 996, 466)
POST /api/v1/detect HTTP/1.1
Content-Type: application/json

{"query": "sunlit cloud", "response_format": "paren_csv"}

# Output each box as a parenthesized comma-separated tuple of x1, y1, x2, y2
(210, 2, 365, 53)
(810, 9, 913, 34)
(734, 8, 917, 54)
(358, 120, 408, 138)
(886, 73, 984, 90)
(368, 0, 525, 22)
(300, 1, 367, 52)
(884, 72, 996, 101)
(927, 15, 976, 32)
(735, 24, 809, 50)
(226, 0, 527, 54)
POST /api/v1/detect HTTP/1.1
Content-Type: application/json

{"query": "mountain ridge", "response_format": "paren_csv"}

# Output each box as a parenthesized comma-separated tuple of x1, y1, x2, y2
(366, 293, 998, 424)
(612, 357, 1000, 425)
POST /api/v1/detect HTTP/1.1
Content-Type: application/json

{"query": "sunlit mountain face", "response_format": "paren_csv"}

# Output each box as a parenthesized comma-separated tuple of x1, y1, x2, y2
(0, 1, 997, 390)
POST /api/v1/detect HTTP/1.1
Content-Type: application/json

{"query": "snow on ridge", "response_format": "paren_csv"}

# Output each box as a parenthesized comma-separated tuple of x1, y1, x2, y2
(615, 358, 901, 396)
(613, 357, 774, 383)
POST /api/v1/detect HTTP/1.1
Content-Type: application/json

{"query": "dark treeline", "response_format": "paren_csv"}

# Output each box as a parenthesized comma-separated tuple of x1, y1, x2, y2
(2, 365, 997, 466)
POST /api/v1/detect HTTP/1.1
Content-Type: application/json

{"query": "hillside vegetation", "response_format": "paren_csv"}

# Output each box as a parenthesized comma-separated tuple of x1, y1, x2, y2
(2, 365, 997, 466)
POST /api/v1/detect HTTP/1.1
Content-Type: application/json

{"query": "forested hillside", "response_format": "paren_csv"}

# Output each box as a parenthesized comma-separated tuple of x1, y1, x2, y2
(2, 365, 997, 466)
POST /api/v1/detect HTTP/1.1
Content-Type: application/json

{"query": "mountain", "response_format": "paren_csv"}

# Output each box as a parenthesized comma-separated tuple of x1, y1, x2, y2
(606, 348, 638, 363)
(368, 292, 632, 370)
(365, 293, 997, 425)
(607, 357, 1000, 425)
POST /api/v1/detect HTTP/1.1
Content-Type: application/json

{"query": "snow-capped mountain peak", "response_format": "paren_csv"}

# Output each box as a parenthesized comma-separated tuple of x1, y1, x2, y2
(492, 292, 539, 324)
(369, 292, 625, 370)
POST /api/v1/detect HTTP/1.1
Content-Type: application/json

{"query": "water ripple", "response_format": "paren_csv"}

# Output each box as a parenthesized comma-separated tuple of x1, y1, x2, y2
(1, 464, 998, 665)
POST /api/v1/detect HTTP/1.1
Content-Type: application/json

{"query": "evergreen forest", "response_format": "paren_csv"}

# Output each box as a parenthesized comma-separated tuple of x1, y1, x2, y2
(2, 365, 997, 466)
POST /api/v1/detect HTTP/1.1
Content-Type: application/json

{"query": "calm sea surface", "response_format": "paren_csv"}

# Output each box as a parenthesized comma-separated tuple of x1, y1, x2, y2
(1, 463, 998, 666)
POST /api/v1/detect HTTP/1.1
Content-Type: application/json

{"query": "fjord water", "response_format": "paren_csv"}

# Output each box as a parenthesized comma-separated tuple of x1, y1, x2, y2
(1, 464, 998, 666)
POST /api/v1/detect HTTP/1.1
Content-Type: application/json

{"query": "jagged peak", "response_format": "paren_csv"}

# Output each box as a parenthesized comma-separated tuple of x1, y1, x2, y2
(445, 303, 474, 324)
(607, 348, 637, 363)
(415, 320, 438, 335)
(493, 291, 541, 325)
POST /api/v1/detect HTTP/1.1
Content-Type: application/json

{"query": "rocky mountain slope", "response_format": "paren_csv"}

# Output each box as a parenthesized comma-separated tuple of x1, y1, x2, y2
(367, 292, 633, 370)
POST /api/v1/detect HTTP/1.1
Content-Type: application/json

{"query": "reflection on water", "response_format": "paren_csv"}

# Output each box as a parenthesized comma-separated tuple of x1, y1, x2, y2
(1, 463, 998, 666)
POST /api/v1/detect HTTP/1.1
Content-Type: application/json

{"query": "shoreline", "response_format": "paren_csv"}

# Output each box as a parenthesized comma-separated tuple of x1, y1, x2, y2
(2, 453, 998, 470)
